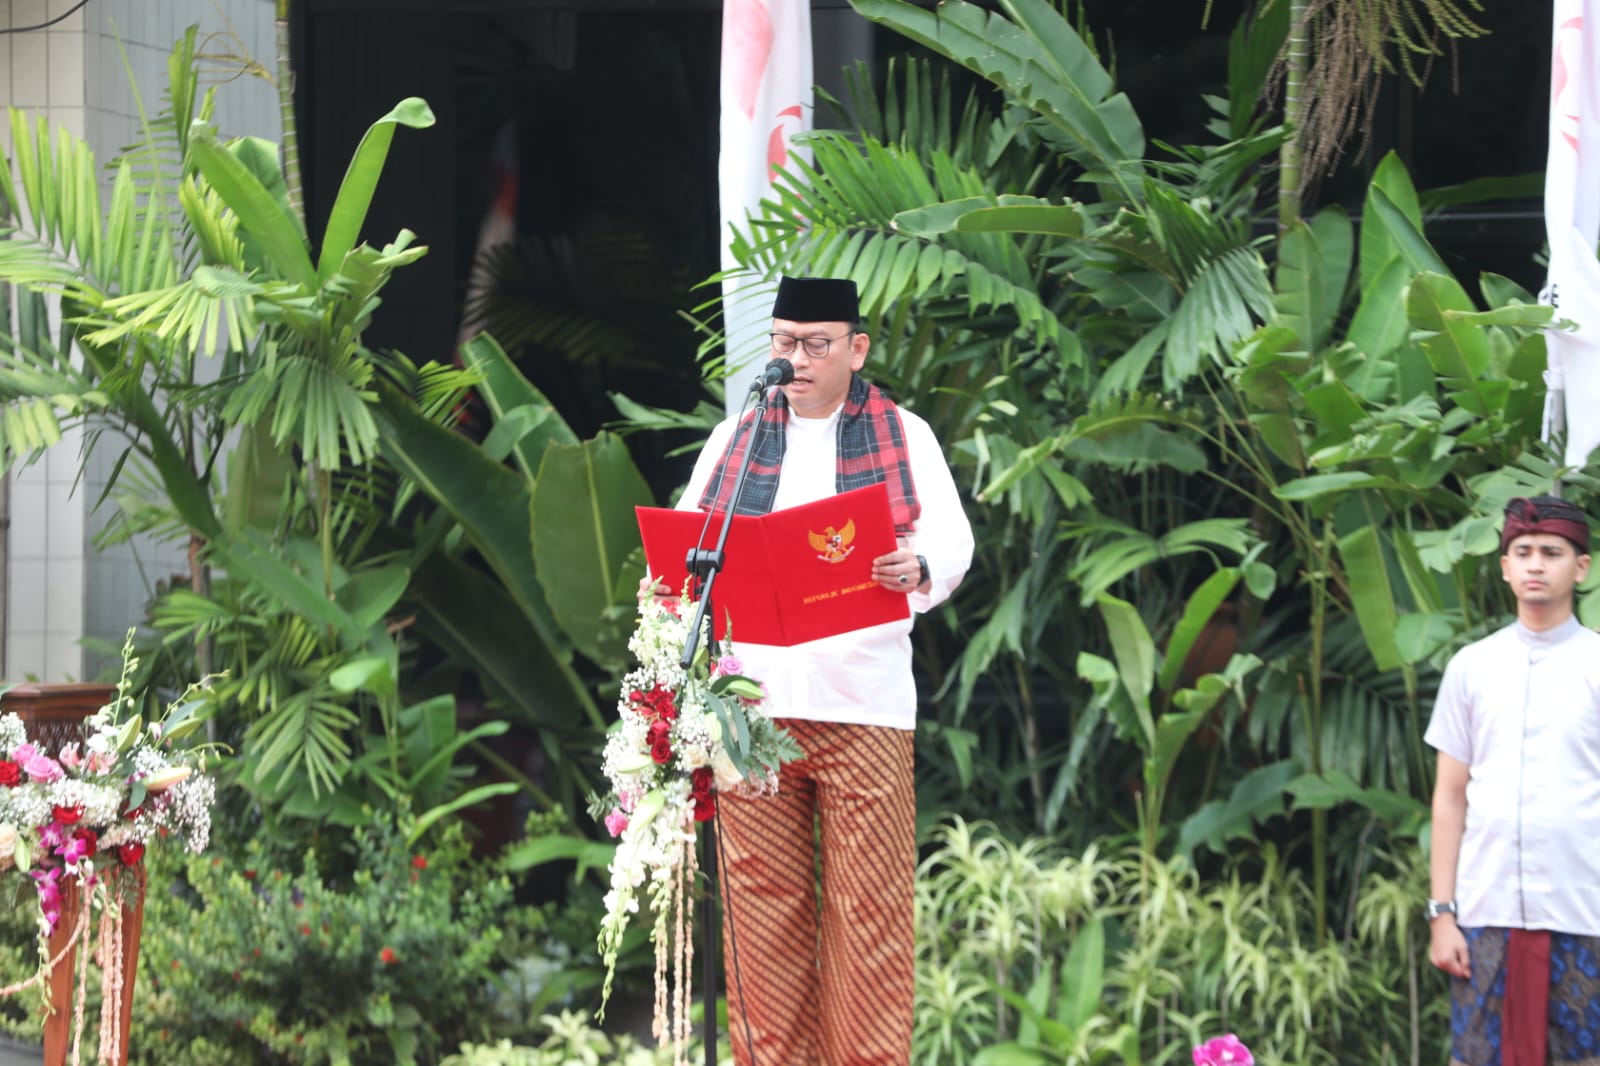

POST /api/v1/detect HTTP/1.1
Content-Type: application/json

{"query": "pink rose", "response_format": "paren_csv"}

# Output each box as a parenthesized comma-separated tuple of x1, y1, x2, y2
(714, 654, 744, 677)
(1193, 1035, 1253, 1066)
(23, 754, 62, 784)
(604, 810, 628, 837)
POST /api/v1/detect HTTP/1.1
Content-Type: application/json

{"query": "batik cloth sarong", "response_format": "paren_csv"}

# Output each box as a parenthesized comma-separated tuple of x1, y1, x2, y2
(716, 718, 915, 1066)
(1451, 926, 1600, 1066)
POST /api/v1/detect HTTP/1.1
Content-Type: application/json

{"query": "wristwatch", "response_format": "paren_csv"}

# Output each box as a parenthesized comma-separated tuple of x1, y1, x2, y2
(1424, 899, 1458, 922)
(916, 555, 931, 587)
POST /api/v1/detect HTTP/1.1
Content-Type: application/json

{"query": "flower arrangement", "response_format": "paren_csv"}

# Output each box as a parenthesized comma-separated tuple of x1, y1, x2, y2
(1193, 1033, 1254, 1065)
(0, 634, 218, 1061)
(589, 592, 799, 1064)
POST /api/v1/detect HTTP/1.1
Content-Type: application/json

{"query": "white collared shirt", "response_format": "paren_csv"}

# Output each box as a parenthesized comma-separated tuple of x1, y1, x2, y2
(676, 402, 974, 730)
(1425, 616, 1600, 935)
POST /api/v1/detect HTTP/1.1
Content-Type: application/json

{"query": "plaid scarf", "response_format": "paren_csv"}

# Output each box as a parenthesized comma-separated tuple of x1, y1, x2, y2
(697, 374, 921, 532)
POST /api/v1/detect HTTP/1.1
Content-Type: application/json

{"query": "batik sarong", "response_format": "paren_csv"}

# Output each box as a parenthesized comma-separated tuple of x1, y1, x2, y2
(1451, 926, 1600, 1066)
(716, 718, 916, 1066)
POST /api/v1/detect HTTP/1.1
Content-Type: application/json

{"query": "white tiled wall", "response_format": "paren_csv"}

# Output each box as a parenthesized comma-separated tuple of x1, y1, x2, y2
(1, 0, 278, 682)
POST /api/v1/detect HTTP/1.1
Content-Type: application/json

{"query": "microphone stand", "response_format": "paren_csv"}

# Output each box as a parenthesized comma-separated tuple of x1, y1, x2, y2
(679, 379, 780, 1066)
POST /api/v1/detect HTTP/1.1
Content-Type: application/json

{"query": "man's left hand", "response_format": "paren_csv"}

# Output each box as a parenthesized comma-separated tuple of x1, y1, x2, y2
(872, 550, 927, 594)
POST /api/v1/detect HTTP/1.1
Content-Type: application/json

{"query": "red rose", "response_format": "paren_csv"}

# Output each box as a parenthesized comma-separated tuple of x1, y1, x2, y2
(379, 947, 397, 965)
(116, 843, 145, 866)
(648, 718, 672, 745)
(650, 737, 673, 764)
(0, 761, 20, 787)
(411, 855, 427, 870)
(690, 767, 714, 798)
(52, 805, 84, 826)
(693, 794, 716, 822)
(73, 828, 97, 854)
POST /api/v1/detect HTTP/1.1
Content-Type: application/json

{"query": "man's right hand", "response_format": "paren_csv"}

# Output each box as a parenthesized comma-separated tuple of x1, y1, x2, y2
(638, 574, 672, 601)
(1429, 916, 1471, 980)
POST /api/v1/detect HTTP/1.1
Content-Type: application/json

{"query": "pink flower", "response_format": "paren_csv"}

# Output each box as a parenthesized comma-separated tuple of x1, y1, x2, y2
(30, 867, 63, 933)
(713, 654, 744, 677)
(10, 744, 37, 765)
(86, 751, 116, 774)
(604, 810, 629, 837)
(57, 744, 81, 770)
(22, 754, 62, 784)
(1193, 1035, 1254, 1066)
(58, 828, 97, 863)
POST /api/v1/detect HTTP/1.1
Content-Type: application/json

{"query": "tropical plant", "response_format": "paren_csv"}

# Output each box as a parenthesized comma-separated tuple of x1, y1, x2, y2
(914, 818, 1448, 1066)
(0, 30, 490, 822)
(1272, 0, 1490, 224)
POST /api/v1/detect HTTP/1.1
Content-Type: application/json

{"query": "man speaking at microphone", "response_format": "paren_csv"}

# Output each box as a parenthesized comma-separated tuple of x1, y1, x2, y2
(659, 275, 973, 1064)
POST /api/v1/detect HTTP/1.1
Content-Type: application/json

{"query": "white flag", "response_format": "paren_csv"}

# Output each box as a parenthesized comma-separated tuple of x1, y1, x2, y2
(718, 0, 813, 415)
(1544, 0, 1600, 464)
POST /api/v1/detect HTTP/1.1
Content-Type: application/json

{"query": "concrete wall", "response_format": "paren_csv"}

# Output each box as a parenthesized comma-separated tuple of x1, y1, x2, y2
(0, 0, 279, 681)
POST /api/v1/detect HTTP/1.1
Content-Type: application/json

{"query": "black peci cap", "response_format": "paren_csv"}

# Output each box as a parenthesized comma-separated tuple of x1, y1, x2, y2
(771, 276, 859, 323)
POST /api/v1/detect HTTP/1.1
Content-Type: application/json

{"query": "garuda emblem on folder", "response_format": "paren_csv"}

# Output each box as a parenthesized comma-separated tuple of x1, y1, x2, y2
(809, 520, 857, 564)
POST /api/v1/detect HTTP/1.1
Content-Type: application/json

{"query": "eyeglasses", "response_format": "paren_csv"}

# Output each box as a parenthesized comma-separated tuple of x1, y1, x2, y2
(769, 331, 854, 358)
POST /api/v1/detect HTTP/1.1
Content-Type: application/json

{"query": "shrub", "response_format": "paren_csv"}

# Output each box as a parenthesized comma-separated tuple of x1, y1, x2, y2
(914, 819, 1448, 1066)
(128, 812, 532, 1064)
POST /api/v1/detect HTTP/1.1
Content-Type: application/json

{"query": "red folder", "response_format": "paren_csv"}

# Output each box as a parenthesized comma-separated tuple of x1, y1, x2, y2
(636, 483, 910, 646)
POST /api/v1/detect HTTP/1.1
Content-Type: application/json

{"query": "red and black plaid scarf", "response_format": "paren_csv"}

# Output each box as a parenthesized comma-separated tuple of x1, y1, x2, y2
(697, 374, 921, 532)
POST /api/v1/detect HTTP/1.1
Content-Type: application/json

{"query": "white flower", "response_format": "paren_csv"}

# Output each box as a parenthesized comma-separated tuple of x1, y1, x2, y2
(711, 749, 743, 791)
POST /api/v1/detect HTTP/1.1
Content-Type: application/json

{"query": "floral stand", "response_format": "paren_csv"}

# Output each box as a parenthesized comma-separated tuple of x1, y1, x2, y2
(4, 683, 137, 1066)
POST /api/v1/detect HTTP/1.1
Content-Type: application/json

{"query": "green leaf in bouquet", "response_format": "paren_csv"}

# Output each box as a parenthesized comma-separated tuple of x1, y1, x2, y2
(714, 676, 764, 700)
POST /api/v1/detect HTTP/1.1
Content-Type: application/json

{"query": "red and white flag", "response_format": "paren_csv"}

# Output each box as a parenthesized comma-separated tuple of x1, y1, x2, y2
(1543, 0, 1600, 463)
(719, 0, 813, 415)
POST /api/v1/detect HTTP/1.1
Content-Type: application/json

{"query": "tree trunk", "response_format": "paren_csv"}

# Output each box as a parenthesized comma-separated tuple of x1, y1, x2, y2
(275, 0, 304, 229)
(1278, 0, 1310, 231)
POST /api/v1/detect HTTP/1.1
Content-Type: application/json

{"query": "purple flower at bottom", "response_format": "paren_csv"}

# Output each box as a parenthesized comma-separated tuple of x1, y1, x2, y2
(57, 834, 93, 864)
(30, 868, 63, 932)
(1193, 1034, 1254, 1066)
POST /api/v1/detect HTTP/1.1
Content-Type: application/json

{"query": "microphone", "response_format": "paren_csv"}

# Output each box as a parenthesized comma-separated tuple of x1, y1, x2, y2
(749, 358, 795, 393)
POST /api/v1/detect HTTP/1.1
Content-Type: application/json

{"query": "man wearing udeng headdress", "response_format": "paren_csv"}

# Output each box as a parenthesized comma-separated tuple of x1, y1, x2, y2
(1426, 494, 1600, 1066)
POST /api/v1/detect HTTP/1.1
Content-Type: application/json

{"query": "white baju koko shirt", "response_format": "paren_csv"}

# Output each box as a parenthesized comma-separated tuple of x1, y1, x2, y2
(1425, 616, 1600, 936)
(675, 401, 974, 731)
